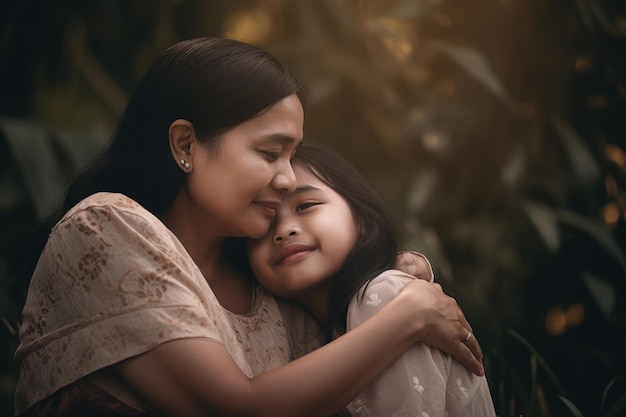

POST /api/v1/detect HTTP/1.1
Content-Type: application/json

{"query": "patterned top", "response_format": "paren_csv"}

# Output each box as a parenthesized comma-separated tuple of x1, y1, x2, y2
(346, 270, 497, 417)
(14, 192, 321, 415)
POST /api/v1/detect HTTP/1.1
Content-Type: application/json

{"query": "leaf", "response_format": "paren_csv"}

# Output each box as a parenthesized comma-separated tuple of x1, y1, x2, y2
(53, 126, 108, 170)
(0, 118, 66, 219)
(581, 271, 615, 321)
(406, 169, 437, 212)
(604, 390, 626, 417)
(507, 329, 567, 396)
(387, 0, 431, 19)
(429, 41, 508, 100)
(574, 0, 616, 35)
(557, 209, 626, 273)
(501, 148, 526, 186)
(574, 0, 596, 31)
(558, 395, 586, 417)
(523, 201, 561, 251)
(602, 377, 626, 417)
(552, 115, 601, 187)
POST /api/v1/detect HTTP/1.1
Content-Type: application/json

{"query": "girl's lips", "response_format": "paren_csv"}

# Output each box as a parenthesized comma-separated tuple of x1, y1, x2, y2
(278, 249, 313, 265)
(275, 244, 313, 265)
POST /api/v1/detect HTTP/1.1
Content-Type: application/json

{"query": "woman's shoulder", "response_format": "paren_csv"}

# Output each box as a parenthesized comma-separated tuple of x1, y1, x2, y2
(54, 192, 168, 242)
(64, 192, 147, 218)
(59, 192, 159, 227)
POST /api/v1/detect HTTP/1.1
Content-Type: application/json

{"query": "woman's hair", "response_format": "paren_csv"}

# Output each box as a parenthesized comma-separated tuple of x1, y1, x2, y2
(292, 141, 399, 340)
(25, 37, 304, 277)
(64, 37, 304, 215)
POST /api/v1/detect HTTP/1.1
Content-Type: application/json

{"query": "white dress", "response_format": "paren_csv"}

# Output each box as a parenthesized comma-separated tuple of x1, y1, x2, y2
(346, 270, 497, 417)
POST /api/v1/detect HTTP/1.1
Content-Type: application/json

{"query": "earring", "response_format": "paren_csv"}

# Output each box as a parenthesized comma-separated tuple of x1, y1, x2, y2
(180, 159, 190, 169)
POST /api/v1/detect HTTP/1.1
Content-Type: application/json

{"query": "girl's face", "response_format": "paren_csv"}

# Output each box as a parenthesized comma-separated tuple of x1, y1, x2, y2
(186, 94, 304, 239)
(247, 165, 359, 303)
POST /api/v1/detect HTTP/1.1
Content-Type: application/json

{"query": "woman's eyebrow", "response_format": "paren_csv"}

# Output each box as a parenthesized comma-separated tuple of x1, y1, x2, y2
(263, 133, 301, 145)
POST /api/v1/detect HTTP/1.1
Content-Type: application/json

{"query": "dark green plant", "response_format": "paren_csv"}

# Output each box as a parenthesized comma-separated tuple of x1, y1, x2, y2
(1, 1, 624, 416)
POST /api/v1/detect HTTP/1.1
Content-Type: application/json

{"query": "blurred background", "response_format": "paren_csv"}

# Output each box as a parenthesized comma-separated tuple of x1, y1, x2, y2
(1, 0, 625, 416)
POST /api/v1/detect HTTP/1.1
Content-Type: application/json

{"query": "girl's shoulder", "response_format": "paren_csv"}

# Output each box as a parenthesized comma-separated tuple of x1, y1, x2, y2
(354, 269, 415, 307)
(368, 269, 416, 288)
(347, 270, 417, 328)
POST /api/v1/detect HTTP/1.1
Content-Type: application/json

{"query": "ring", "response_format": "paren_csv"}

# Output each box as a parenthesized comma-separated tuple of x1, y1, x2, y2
(462, 330, 472, 342)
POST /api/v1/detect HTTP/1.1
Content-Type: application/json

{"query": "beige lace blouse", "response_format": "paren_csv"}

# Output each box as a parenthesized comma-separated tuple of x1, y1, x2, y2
(346, 270, 497, 417)
(14, 192, 321, 415)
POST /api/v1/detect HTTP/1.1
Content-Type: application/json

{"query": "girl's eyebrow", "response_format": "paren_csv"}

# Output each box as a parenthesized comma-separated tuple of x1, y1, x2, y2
(292, 185, 321, 195)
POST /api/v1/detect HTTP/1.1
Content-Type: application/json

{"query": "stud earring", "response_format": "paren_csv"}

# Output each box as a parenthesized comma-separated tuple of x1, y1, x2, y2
(180, 159, 190, 169)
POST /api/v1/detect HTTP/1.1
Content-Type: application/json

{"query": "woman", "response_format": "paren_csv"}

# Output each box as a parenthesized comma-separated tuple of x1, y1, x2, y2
(14, 37, 482, 417)
(248, 141, 497, 416)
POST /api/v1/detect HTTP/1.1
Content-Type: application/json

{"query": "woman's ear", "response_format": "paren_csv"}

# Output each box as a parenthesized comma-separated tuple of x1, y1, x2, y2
(169, 119, 195, 171)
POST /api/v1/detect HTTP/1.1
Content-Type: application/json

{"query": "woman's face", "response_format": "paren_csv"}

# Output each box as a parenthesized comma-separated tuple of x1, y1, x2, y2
(187, 94, 304, 239)
(247, 165, 359, 303)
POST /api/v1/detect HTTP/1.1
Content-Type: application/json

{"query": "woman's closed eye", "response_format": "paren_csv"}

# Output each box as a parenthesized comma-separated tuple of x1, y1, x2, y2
(260, 151, 281, 162)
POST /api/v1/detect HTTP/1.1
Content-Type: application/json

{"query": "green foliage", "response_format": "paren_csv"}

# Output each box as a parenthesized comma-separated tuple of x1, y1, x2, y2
(1, 0, 624, 416)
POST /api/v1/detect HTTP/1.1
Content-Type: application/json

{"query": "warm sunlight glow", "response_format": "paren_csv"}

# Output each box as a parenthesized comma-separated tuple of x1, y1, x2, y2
(605, 175, 618, 196)
(606, 144, 626, 170)
(565, 304, 585, 327)
(223, 8, 273, 44)
(546, 304, 586, 335)
(574, 58, 593, 73)
(371, 18, 413, 63)
(603, 203, 620, 226)
(545, 308, 567, 336)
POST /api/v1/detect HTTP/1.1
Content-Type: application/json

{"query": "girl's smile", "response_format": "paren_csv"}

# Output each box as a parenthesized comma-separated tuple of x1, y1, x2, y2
(248, 165, 359, 312)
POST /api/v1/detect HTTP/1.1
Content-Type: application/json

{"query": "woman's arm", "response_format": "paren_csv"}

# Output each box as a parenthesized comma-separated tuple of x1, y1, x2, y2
(116, 278, 482, 417)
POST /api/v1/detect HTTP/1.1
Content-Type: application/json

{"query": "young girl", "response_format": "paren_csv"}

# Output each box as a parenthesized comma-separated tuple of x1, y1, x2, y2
(248, 141, 497, 417)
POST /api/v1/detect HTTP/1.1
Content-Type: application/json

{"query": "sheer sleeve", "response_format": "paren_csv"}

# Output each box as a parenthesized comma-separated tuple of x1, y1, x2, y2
(345, 270, 497, 417)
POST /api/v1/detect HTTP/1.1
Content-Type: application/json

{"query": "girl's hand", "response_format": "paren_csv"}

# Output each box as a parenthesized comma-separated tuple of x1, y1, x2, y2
(398, 279, 484, 376)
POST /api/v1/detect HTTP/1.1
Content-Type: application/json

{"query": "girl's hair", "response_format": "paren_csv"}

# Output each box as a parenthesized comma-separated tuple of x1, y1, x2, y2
(292, 141, 399, 340)
(63, 37, 304, 216)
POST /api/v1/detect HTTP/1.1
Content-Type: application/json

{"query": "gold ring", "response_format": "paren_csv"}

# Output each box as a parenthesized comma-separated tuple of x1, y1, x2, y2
(463, 331, 472, 342)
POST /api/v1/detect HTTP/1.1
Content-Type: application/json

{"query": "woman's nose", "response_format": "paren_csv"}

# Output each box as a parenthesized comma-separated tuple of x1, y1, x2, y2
(273, 226, 299, 243)
(271, 162, 297, 193)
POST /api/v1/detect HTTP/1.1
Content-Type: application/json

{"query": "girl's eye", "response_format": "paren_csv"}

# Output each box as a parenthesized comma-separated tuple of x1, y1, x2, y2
(296, 202, 319, 212)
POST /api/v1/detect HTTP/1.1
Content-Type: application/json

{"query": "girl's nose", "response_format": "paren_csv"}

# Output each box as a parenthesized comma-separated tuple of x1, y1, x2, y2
(273, 225, 299, 243)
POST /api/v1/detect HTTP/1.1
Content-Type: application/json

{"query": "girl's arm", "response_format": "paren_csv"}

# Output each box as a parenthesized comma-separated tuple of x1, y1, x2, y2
(116, 278, 482, 417)
(345, 271, 496, 417)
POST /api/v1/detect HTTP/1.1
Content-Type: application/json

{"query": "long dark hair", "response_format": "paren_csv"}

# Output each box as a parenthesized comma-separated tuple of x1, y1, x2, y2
(292, 141, 400, 340)
(63, 37, 304, 215)
(27, 37, 304, 273)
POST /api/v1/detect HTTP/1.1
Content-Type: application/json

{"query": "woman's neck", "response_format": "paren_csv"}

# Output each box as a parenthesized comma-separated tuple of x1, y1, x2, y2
(160, 193, 254, 314)
(160, 192, 224, 265)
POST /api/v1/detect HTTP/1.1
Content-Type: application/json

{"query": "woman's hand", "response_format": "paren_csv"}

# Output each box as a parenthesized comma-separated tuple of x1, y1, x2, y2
(397, 279, 484, 376)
